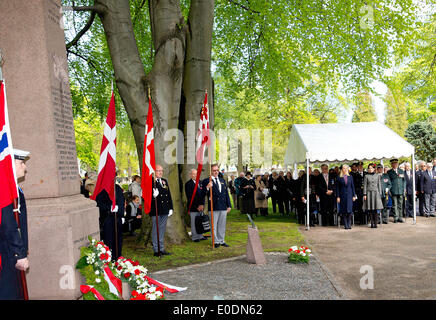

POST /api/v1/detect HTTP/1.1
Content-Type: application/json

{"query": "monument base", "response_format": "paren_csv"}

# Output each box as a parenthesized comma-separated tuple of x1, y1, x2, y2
(26, 194, 100, 300)
(246, 226, 266, 265)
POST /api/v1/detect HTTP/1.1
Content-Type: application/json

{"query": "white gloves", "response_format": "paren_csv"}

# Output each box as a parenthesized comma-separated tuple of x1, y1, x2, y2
(121, 218, 125, 224)
(168, 209, 173, 217)
(111, 205, 119, 213)
(153, 188, 159, 198)
(385, 188, 389, 193)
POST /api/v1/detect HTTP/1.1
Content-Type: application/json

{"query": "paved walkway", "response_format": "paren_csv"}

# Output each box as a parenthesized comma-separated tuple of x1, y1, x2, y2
(149, 253, 344, 300)
(301, 216, 436, 299)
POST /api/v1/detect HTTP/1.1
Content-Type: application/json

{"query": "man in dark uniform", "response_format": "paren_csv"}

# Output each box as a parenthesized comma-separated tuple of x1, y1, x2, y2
(0, 149, 30, 300)
(377, 164, 391, 224)
(316, 164, 335, 226)
(150, 164, 173, 256)
(387, 159, 406, 223)
(95, 181, 125, 261)
(185, 168, 206, 242)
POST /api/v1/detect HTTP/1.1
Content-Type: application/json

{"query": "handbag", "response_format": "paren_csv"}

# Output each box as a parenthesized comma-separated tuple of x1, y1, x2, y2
(195, 211, 211, 234)
(256, 192, 266, 200)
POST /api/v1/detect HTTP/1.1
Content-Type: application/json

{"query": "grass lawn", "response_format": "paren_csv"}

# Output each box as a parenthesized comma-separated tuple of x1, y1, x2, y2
(122, 204, 306, 273)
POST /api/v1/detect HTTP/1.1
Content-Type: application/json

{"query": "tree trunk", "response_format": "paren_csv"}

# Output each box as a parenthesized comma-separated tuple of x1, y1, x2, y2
(95, 0, 188, 245)
(181, 0, 215, 191)
(95, 0, 215, 245)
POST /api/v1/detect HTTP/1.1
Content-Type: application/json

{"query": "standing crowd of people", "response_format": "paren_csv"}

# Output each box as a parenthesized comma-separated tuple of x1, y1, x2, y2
(228, 158, 436, 229)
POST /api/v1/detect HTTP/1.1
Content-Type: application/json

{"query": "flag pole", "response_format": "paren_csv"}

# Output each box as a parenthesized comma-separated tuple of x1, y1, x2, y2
(111, 82, 119, 259)
(206, 90, 215, 249)
(149, 88, 161, 258)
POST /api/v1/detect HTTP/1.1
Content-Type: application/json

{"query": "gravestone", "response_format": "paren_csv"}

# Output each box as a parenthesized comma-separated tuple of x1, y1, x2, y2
(0, 0, 100, 299)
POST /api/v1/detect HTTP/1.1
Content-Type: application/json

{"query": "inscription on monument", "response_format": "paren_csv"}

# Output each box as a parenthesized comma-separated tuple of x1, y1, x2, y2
(51, 84, 77, 182)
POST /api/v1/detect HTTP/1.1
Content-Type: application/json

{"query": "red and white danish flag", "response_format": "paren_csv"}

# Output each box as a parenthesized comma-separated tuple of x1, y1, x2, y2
(90, 91, 117, 211)
(187, 91, 210, 213)
(141, 98, 156, 214)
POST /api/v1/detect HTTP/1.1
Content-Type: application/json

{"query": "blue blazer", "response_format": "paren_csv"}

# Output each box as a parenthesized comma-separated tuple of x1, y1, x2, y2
(421, 171, 436, 194)
(335, 175, 356, 214)
(202, 176, 232, 211)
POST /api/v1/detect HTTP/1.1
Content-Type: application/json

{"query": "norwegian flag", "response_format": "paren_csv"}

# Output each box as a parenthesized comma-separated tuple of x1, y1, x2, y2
(188, 91, 210, 213)
(0, 81, 18, 213)
(141, 98, 156, 214)
(90, 91, 117, 211)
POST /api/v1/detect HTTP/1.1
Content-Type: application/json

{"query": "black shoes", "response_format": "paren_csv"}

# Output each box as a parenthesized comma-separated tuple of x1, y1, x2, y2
(153, 252, 161, 257)
(214, 243, 229, 248)
(160, 250, 171, 255)
(193, 239, 200, 242)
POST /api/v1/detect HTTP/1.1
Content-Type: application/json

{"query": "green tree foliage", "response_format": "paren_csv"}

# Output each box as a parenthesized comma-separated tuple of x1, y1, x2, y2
(404, 121, 436, 161)
(351, 92, 377, 122)
(63, 0, 430, 170)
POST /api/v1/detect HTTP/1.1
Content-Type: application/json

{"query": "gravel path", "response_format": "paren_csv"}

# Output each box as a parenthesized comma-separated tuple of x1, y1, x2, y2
(149, 252, 345, 300)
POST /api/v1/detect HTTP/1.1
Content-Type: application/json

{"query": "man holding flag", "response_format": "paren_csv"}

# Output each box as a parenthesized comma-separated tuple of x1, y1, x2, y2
(90, 90, 124, 260)
(141, 93, 173, 257)
(0, 80, 30, 299)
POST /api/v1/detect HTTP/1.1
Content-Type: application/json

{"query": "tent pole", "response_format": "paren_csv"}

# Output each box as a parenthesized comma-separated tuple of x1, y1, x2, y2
(412, 153, 416, 225)
(306, 157, 310, 230)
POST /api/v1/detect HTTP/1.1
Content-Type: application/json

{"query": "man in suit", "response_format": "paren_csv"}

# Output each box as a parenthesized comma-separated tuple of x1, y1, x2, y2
(404, 162, 415, 218)
(0, 149, 30, 300)
(350, 162, 365, 224)
(377, 164, 391, 224)
(316, 164, 335, 226)
(421, 162, 436, 217)
(185, 168, 207, 242)
(416, 161, 427, 216)
(150, 164, 174, 256)
(387, 159, 406, 223)
(202, 164, 232, 248)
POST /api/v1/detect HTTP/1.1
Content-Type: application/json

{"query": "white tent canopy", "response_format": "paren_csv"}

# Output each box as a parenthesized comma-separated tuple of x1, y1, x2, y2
(284, 122, 415, 165)
(283, 122, 416, 229)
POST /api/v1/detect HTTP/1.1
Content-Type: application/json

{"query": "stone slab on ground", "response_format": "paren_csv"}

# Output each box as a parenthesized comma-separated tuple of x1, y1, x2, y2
(149, 253, 344, 300)
(301, 216, 436, 299)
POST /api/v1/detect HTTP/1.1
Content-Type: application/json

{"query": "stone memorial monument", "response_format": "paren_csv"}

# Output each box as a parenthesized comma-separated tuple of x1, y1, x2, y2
(0, 0, 100, 299)
(245, 215, 266, 265)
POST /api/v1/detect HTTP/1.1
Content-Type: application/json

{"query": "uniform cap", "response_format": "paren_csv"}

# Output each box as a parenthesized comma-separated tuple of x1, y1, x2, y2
(13, 149, 30, 160)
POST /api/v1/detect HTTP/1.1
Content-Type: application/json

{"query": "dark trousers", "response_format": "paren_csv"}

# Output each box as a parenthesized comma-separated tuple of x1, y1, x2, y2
(320, 196, 334, 226)
(103, 215, 123, 260)
(257, 207, 268, 216)
(242, 197, 256, 216)
(341, 213, 352, 229)
(271, 195, 284, 214)
(405, 194, 414, 217)
(418, 193, 425, 216)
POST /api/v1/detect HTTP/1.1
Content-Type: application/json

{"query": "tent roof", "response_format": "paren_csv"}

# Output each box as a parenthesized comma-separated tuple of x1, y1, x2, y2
(284, 122, 415, 164)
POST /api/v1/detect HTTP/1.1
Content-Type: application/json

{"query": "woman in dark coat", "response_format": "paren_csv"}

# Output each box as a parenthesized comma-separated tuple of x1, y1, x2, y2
(336, 164, 357, 230)
(363, 163, 384, 228)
